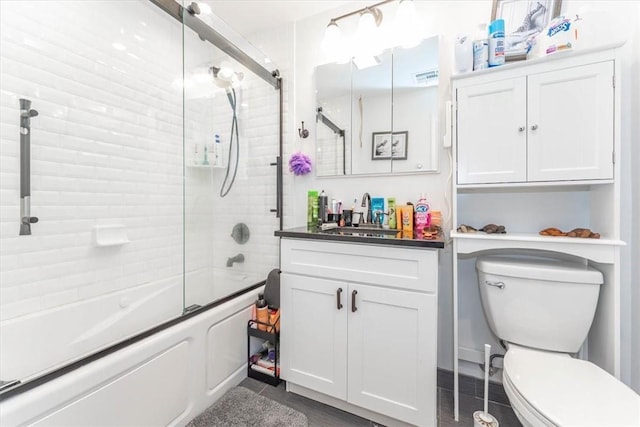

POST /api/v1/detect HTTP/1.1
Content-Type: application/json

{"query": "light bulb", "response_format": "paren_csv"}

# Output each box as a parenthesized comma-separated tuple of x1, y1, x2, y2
(355, 9, 382, 57)
(394, 0, 422, 48)
(322, 21, 341, 57)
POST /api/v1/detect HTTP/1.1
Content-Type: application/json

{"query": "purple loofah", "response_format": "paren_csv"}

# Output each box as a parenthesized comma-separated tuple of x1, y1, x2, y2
(288, 152, 312, 176)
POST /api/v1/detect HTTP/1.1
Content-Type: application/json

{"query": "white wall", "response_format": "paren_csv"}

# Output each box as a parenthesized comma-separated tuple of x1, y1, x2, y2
(0, 1, 185, 379)
(287, 0, 639, 389)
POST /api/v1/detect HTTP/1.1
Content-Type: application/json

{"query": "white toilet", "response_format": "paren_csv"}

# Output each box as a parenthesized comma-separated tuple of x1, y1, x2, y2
(476, 256, 640, 427)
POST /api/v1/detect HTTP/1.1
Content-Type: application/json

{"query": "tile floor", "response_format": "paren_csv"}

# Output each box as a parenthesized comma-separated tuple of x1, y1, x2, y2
(240, 377, 523, 427)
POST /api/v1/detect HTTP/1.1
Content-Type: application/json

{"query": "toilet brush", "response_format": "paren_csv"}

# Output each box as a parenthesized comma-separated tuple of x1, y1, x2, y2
(473, 344, 499, 427)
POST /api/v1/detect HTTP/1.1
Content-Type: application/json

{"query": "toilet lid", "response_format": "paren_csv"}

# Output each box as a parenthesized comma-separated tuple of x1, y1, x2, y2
(504, 346, 640, 426)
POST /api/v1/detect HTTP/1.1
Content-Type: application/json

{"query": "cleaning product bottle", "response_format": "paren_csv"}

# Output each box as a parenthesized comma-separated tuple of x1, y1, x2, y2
(415, 193, 431, 233)
(473, 23, 489, 71)
(318, 190, 328, 223)
(388, 198, 397, 229)
(307, 190, 318, 227)
(488, 19, 505, 67)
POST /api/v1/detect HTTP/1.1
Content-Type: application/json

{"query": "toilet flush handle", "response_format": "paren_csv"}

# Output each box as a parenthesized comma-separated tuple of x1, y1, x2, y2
(485, 281, 505, 289)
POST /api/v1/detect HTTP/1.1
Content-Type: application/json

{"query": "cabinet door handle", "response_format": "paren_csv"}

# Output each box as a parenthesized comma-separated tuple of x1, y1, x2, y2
(336, 288, 343, 310)
(531, 124, 538, 130)
(351, 290, 358, 312)
(518, 126, 525, 132)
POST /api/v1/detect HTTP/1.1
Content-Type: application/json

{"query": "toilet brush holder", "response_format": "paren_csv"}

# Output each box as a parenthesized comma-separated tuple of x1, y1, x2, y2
(473, 411, 499, 427)
(474, 344, 499, 427)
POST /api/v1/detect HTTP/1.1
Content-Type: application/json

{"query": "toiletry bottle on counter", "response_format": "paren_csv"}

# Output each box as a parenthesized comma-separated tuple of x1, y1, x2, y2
(488, 19, 505, 67)
(473, 23, 489, 71)
(414, 193, 431, 233)
(402, 204, 414, 233)
(388, 198, 397, 229)
(318, 190, 329, 223)
(307, 190, 318, 227)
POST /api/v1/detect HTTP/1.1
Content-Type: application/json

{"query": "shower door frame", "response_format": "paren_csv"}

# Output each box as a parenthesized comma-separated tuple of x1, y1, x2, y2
(150, 0, 284, 229)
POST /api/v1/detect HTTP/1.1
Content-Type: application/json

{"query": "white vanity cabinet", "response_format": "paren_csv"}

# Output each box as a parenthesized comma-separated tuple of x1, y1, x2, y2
(280, 238, 438, 427)
(456, 57, 614, 185)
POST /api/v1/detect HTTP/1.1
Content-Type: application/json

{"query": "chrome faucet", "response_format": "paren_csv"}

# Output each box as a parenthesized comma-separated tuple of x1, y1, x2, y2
(226, 253, 244, 267)
(373, 210, 388, 228)
(361, 192, 372, 224)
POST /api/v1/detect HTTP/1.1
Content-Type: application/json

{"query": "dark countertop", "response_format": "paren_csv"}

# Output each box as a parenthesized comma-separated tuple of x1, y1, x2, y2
(275, 225, 445, 249)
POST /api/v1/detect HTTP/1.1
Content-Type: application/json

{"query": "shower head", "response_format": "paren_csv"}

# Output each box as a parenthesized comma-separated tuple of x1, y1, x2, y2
(209, 62, 243, 90)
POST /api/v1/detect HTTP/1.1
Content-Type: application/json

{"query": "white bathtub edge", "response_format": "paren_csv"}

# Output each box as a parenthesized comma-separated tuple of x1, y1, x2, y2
(0, 286, 263, 427)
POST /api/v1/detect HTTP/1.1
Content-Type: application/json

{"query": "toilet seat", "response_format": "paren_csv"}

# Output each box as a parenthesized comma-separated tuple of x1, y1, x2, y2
(503, 345, 640, 426)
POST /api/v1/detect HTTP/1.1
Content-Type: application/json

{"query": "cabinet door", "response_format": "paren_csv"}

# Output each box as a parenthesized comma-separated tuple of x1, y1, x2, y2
(280, 273, 348, 400)
(527, 61, 614, 182)
(347, 284, 436, 426)
(457, 77, 527, 184)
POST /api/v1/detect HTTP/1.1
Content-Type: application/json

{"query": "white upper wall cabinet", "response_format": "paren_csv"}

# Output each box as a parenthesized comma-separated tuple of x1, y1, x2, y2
(457, 77, 527, 184)
(527, 62, 614, 182)
(455, 55, 614, 186)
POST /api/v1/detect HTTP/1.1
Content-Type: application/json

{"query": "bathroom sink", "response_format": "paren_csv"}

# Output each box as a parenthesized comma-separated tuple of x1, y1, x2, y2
(320, 226, 399, 237)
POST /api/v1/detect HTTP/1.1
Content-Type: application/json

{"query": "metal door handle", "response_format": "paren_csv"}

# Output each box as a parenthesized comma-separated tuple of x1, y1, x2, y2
(336, 288, 343, 310)
(269, 156, 282, 218)
(531, 124, 538, 130)
(351, 290, 358, 312)
(485, 280, 505, 289)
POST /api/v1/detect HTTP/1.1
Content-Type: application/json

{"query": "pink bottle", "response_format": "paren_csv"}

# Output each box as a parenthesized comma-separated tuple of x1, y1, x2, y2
(414, 193, 431, 233)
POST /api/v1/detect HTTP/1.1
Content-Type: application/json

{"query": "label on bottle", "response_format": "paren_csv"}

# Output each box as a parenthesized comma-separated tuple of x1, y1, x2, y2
(473, 39, 489, 70)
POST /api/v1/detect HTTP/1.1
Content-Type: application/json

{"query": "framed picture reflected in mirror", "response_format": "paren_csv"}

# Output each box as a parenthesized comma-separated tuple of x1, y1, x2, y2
(372, 131, 408, 160)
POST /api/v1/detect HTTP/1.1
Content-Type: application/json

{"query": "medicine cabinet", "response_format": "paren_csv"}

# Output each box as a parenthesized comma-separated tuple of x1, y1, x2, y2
(314, 36, 440, 177)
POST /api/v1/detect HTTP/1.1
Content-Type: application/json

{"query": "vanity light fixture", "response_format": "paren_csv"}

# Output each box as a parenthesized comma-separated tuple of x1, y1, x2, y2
(322, 0, 420, 62)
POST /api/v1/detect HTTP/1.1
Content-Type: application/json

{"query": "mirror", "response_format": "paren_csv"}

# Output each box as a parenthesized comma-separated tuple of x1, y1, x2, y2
(315, 35, 440, 176)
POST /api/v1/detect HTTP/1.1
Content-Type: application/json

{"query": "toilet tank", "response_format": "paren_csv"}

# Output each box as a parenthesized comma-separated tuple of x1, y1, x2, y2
(476, 256, 603, 353)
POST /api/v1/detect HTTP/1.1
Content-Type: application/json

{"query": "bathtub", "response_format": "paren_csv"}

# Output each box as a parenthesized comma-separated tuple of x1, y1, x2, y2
(0, 277, 183, 382)
(0, 285, 263, 426)
(0, 268, 264, 383)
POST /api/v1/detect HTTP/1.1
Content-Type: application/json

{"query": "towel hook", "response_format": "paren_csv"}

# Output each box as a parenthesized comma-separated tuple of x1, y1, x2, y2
(298, 121, 309, 139)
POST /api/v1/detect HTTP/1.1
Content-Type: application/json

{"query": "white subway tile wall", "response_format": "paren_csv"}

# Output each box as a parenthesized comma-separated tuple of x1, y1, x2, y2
(0, 1, 284, 380)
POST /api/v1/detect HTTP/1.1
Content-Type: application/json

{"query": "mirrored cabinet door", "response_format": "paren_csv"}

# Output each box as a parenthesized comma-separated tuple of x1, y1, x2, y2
(316, 62, 351, 177)
(391, 37, 439, 173)
(314, 35, 440, 177)
(351, 49, 393, 175)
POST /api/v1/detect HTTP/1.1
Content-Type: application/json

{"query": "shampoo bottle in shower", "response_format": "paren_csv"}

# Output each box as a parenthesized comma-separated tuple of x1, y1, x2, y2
(213, 134, 223, 167)
(202, 144, 210, 165)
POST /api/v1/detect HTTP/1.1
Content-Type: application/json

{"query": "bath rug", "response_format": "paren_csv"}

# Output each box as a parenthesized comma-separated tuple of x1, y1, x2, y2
(186, 386, 308, 427)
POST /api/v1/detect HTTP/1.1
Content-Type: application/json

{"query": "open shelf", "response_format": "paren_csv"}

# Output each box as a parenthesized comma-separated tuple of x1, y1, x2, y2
(451, 231, 625, 264)
(247, 319, 280, 386)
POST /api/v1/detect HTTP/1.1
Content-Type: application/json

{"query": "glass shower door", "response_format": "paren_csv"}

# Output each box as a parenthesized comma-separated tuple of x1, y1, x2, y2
(182, 18, 281, 309)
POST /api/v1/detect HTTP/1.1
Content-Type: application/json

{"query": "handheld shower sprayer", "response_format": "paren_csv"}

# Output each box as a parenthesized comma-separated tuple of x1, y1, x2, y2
(210, 61, 242, 198)
(209, 62, 244, 90)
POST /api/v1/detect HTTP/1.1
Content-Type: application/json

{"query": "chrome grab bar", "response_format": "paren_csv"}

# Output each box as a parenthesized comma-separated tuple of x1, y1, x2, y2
(19, 98, 39, 235)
